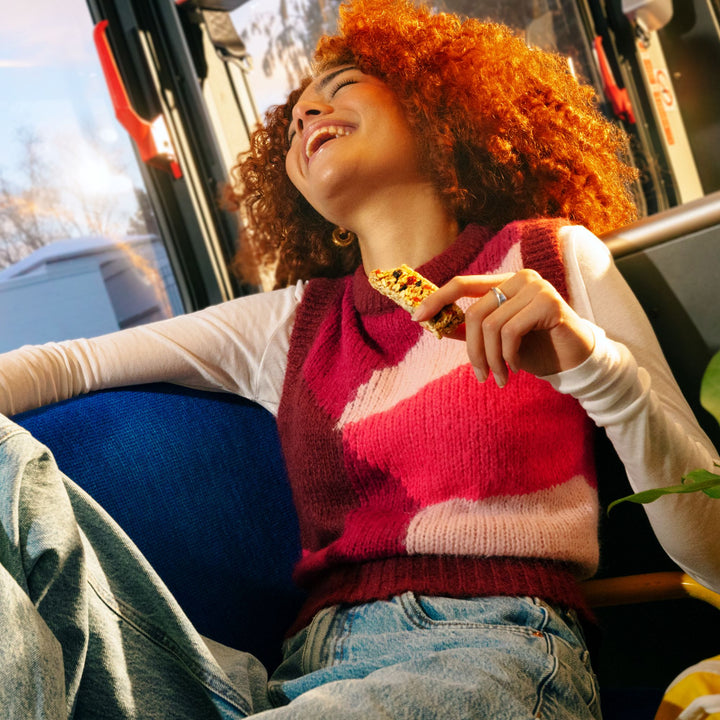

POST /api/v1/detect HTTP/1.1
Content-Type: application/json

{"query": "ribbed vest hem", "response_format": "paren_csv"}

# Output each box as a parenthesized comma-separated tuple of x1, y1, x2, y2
(288, 555, 589, 636)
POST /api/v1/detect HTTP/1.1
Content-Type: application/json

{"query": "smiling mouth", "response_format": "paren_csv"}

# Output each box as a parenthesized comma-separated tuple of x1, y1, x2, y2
(305, 125, 353, 159)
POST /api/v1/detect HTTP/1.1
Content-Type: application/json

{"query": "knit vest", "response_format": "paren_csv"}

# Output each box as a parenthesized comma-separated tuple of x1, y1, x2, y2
(278, 219, 598, 630)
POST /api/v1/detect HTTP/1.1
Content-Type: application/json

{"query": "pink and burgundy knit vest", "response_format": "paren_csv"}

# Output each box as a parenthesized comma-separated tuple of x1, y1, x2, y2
(278, 219, 599, 630)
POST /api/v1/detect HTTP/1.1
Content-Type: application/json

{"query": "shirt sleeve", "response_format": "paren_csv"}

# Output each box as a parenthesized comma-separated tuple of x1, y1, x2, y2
(0, 281, 303, 418)
(545, 224, 720, 591)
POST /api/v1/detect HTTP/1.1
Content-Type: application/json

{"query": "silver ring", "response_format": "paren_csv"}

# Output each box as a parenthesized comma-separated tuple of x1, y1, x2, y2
(490, 286, 507, 308)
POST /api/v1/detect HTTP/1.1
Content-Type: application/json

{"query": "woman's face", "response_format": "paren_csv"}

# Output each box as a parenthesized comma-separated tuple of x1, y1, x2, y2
(284, 65, 425, 226)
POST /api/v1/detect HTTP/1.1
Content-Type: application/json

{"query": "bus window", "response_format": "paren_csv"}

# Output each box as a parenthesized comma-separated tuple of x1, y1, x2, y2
(182, 0, 339, 191)
(228, 0, 338, 116)
(0, 1, 183, 353)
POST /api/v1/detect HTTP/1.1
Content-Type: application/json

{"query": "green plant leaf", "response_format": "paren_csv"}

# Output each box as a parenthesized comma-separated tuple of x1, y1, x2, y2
(700, 350, 720, 427)
(607, 470, 720, 513)
(608, 352, 720, 513)
(683, 466, 720, 498)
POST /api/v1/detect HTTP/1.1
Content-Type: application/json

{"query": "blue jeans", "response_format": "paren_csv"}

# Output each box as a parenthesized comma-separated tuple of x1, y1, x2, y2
(0, 415, 602, 719)
(266, 594, 601, 719)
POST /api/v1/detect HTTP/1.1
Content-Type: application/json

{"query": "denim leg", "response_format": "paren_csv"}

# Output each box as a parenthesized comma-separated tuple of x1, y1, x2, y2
(0, 418, 268, 720)
(264, 593, 602, 720)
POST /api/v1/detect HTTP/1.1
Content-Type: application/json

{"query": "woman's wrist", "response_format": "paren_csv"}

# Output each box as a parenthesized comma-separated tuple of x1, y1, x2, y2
(540, 323, 646, 427)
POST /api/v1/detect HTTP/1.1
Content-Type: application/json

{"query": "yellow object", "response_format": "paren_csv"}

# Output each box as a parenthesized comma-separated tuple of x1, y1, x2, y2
(582, 572, 720, 720)
(655, 656, 720, 720)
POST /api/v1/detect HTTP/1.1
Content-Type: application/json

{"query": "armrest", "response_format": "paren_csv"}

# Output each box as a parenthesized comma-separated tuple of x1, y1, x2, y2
(584, 572, 720, 609)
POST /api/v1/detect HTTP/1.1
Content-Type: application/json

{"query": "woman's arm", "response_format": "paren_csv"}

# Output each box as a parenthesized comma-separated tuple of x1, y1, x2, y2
(0, 282, 303, 417)
(556, 224, 720, 590)
(415, 223, 720, 589)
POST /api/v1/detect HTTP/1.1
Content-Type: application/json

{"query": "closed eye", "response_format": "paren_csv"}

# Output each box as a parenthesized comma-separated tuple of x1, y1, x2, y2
(327, 77, 358, 97)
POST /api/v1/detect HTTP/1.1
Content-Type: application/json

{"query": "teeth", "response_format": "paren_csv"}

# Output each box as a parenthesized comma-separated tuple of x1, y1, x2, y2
(305, 125, 352, 158)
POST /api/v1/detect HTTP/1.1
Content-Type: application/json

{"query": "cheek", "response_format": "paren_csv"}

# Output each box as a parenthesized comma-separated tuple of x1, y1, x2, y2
(285, 148, 303, 192)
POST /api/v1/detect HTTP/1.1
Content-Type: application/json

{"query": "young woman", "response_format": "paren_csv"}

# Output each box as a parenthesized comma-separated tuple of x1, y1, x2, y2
(0, 0, 718, 718)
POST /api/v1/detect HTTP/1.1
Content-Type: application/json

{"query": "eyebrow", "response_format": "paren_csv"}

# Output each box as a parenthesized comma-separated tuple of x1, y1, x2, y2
(315, 65, 357, 91)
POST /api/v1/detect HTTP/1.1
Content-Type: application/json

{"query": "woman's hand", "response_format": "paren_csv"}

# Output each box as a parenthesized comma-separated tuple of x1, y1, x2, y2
(412, 270, 595, 387)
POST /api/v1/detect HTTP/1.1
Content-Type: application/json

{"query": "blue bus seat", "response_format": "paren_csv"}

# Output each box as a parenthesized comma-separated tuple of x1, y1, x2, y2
(13, 383, 305, 673)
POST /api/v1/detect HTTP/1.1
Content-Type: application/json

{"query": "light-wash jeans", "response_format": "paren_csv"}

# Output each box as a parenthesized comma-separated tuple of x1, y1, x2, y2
(0, 415, 602, 719)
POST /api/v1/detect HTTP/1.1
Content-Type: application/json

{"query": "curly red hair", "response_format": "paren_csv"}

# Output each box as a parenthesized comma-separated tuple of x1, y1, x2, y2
(229, 0, 638, 287)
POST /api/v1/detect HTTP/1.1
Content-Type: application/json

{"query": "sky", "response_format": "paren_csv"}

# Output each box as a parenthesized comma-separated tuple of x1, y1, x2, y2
(0, 0, 321, 251)
(0, 0, 300, 191)
(0, 1, 106, 145)
(0, 2, 90, 67)
(0, 0, 138, 211)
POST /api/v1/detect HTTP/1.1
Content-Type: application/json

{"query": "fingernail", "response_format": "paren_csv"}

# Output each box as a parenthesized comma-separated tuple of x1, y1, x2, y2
(494, 373, 506, 389)
(473, 366, 487, 382)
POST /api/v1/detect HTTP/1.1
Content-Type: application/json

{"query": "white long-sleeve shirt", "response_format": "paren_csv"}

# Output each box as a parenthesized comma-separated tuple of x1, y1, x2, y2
(1, 225, 719, 590)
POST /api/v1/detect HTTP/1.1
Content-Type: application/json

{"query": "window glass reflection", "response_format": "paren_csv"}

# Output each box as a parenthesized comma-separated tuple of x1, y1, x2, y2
(0, 0, 182, 352)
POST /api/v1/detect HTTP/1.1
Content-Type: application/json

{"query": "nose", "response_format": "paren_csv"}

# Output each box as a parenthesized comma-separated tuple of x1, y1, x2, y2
(291, 98, 332, 133)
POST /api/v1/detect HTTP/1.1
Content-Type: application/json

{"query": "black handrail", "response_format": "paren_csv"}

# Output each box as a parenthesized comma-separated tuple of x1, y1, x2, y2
(604, 190, 720, 258)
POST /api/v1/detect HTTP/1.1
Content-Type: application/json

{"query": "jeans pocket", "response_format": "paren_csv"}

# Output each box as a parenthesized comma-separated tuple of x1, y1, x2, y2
(398, 592, 484, 628)
(399, 592, 547, 632)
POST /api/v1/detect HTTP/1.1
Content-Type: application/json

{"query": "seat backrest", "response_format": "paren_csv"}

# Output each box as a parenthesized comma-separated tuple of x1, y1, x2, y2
(13, 383, 305, 672)
(594, 200, 720, 699)
(615, 231, 720, 445)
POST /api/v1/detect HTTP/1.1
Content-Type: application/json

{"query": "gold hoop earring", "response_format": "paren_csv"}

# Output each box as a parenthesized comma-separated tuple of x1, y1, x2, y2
(332, 227, 355, 247)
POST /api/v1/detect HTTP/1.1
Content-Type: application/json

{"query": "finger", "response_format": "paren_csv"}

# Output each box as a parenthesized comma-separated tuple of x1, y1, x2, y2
(461, 289, 513, 383)
(494, 299, 542, 375)
(472, 301, 510, 387)
(462, 303, 490, 382)
(464, 282, 535, 385)
(412, 273, 514, 322)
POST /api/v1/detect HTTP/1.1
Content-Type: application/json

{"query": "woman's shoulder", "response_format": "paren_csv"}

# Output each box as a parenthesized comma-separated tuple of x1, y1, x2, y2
(556, 223, 613, 277)
(215, 279, 306, 319)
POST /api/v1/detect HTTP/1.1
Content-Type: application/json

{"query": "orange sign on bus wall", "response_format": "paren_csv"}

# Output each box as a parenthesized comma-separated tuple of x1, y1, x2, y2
(640, 48, 676, 146)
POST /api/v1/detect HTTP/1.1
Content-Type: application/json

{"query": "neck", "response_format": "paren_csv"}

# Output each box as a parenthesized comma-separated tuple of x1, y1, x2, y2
(340, 183, 459, 273)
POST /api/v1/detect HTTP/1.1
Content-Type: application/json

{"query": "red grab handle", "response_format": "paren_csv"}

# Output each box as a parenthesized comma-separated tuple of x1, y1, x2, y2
(93, 19, 182, 178)
(593, 36, 636, 124)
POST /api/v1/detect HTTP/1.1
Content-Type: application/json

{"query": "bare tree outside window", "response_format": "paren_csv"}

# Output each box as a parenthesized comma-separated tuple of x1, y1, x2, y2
(0, 127, 150, 270)
(233, 0, 342, 112)
(0, 129, 71, 269)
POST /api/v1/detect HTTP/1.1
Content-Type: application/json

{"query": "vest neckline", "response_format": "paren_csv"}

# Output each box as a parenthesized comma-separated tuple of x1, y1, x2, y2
(352, 223, 492, 315)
